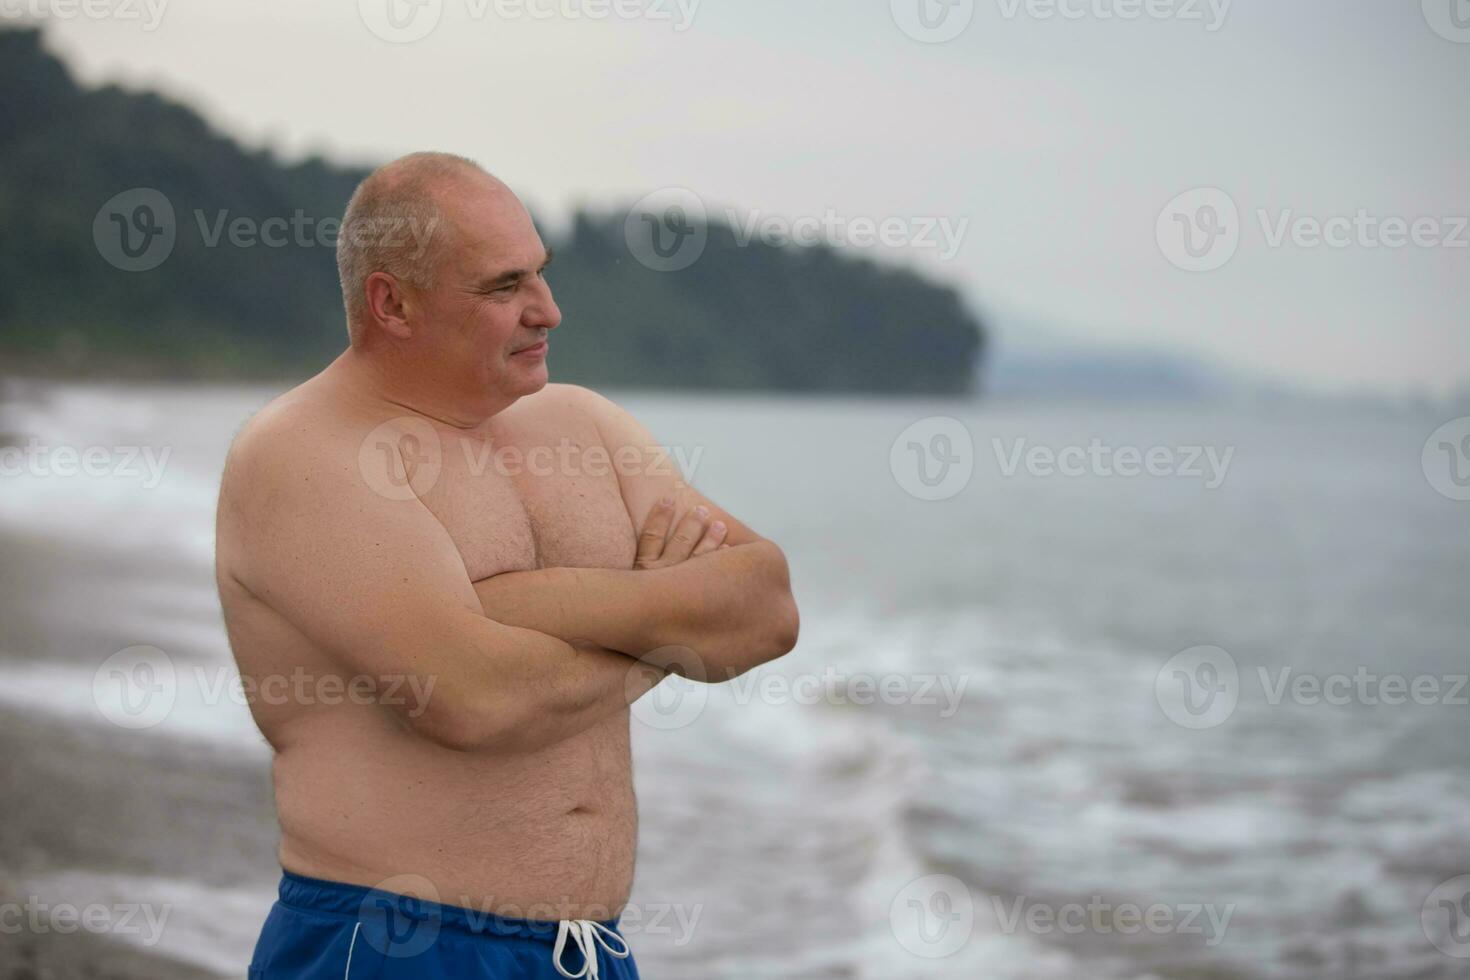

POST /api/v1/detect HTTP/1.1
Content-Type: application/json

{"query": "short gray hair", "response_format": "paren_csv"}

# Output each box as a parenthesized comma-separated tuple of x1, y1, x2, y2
(336, 152, 488, 343)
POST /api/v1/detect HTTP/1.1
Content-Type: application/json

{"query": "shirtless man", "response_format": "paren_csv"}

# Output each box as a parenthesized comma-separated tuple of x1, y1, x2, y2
(215, 152, 800, 979)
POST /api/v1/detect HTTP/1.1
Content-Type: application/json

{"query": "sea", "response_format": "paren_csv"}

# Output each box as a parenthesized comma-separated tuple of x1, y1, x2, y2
(1, 381, 1467, 979)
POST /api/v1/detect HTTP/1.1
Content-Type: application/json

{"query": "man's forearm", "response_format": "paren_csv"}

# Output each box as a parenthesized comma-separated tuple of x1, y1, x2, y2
(472, 542, 799, 680)
(483, 633, 669, 754)
(415, 615, 668, 754)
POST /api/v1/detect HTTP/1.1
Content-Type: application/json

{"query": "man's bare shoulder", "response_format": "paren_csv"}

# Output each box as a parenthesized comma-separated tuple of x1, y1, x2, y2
(525, 382, 626, 432)
(225, 382, 325, 474)
(219, 376, 377, 513)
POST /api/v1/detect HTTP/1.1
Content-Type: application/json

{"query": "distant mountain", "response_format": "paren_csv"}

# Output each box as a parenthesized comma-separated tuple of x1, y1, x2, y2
(982, 315, 1241, 402)
(0, 26, 985, 394)
(980, 315, 1470, 416)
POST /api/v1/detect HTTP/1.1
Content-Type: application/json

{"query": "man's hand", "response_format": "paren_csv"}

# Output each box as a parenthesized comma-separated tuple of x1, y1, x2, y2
(469, 385, 799, 680)
(634, 497, 729, 570)
(471, 497, 724, 627)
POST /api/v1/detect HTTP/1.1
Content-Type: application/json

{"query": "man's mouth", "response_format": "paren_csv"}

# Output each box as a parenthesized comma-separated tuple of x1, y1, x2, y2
(512, 340, 549, 357)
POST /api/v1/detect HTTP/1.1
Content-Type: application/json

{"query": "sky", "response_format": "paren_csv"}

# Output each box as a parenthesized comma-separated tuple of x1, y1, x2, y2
(27, 0, 1470, 396)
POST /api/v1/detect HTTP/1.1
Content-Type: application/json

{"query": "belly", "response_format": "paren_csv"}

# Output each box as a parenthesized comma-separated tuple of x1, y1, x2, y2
(271, 700, 638, 919)
(244, 400, 644, 917)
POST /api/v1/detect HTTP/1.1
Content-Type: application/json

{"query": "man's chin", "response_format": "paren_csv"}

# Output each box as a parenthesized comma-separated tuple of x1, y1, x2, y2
(508, 362, 550, 393)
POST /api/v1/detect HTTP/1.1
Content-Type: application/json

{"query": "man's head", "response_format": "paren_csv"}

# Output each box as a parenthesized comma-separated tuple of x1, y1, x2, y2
(336, 152, 560, 417)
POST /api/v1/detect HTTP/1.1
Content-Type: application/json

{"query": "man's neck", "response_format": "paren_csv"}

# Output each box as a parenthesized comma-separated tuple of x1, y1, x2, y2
(330, 347, 516, 430)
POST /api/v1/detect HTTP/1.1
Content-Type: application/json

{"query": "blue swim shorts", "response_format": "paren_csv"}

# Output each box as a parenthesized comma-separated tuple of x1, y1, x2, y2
(248, 870, 641, 979)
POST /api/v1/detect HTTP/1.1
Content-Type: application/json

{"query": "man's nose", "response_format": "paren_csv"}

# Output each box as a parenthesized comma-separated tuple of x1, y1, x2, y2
(524, 278, 561, 331)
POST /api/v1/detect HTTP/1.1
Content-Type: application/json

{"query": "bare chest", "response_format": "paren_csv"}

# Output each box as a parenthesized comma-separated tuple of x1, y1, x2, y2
(419, 423, 637, 582)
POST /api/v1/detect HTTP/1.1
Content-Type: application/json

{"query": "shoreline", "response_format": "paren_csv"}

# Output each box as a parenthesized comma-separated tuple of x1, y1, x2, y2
(0, 512, 279, 977)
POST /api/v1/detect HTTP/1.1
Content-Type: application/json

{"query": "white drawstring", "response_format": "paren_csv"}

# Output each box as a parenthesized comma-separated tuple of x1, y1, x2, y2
(552, 919, 630, 979)
(343, 921, 361, 979)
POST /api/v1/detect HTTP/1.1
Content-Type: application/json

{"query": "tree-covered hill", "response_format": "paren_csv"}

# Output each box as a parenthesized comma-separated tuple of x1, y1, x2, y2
(0, 26, 985, 393)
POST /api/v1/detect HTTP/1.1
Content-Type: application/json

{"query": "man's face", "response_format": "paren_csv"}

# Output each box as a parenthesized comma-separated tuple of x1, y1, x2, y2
(408, 181, 561, 409)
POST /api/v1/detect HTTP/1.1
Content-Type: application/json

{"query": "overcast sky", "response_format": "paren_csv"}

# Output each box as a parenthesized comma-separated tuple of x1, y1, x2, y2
(34, 0, 1470, 396)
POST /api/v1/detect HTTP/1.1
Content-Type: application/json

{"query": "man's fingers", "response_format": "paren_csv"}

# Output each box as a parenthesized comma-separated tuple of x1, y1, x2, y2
(691, 519, 727, 557)
(663, 506, 711, 563)
(635, 497, 676, 568)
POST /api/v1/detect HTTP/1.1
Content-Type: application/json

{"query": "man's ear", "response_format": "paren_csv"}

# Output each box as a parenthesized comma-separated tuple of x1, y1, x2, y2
(363, 271, 414, 340)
